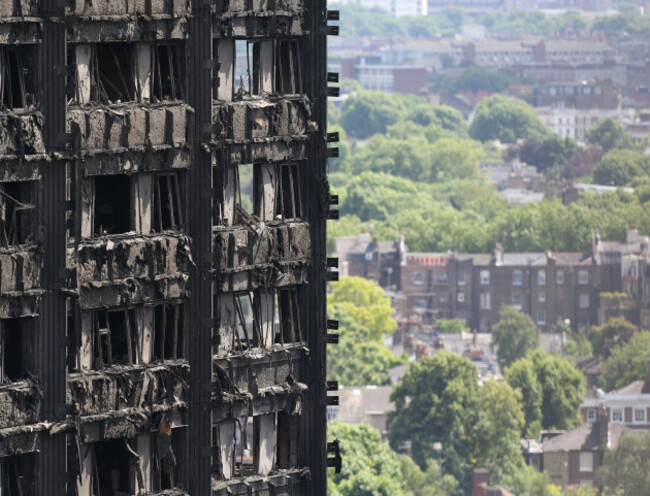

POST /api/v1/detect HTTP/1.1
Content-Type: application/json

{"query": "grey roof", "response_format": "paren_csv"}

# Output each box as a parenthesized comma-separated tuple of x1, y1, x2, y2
(542, 422, 627, 452)
(336, 386, 394, 424)
(610, 380, 650, 395)
(552, 252, 594, 266)
(501, 253, 547, 266)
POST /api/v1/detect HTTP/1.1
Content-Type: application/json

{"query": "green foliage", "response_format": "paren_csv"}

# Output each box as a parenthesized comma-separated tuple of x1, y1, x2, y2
(600, 331, 650, 391)
(476, 381, 525, 483)
(327, 277, 405, 386)
(597, 431, 650, 496)
(399, 455, 459, 496)
(593, 149, 647, 186)
(435, 319, 468, 334)
(469, 95, 552, 144)
(340, 91, 407, 139)
(514, 136, 579, 180)
(506, 350, 586, 431)
(429, 66, 523, 95)
(388, 353, 480, 479)
(328, 421, 409, 496)
(491, 306, 540, 368)
(563, 328, 593, 358)
(586, 118, 631, 151)
(591, 12, 650, 37)
(388, 354, 525, 490)
(504, 358, 543, 437)
(502, 465, 556, 496)
(588, 317, 637, 356)
(406, 105, 468, 136)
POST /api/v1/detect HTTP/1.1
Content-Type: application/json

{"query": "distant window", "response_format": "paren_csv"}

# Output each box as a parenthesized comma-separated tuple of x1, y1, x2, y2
(537, 311, 546, 325)
(457, 292, 465, 303)
(579, 451, 593, 472)
(480, 270, 490, 285)
(512, 270, 522, 286)
(512, 292, 522, 306)
(578, 270, 589, 285)
(438, 271, 448, 283)
(611, 407, 623, 423)
(414, 297, 428, 309)
(556, 270, 565, 285)
(440, 293, 448, 303)
(537, 270, 546, 286)
(480, 292, 491, 310)
(538, 292, 546, 303)
(413, 272, 424, 286)
(634, 408, 646, 424)
(457, 271, 466, 285)
(579, 293, 589, 309)
(587, 408, 596, 422)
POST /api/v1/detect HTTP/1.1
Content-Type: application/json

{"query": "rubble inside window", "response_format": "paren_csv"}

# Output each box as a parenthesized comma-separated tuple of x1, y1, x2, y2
(0, 453, 36, 496)
(0, 181, 37, 247)
(1, 318, 34, 382)
(0, 46, 37, 110)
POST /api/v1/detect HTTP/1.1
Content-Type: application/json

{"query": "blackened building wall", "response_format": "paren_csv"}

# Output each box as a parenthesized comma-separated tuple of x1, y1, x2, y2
(0, 1, 333, 494)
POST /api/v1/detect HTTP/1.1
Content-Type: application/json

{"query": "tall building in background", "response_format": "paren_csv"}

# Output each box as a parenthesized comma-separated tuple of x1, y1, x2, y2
(0, 0, 335, 494)
(336, 0, 428, 17)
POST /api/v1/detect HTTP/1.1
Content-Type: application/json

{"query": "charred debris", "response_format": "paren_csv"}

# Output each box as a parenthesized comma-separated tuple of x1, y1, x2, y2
(0, 0, 338, 494)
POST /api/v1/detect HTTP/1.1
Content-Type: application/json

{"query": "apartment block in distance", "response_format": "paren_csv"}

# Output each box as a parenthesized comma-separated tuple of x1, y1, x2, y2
(0, 0, 337, 494)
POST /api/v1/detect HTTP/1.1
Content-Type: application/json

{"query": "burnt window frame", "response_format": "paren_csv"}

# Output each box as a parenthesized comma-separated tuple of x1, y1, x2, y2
(92, 174, 133, 236)
(71, 42, 185, 105)
(276, 288, 301, 345)
(153, 172, 184, 232)
(0, 45, 38, 111)
(0, 318, 34, 383)
(92, 308, 139, 370)
(226, 38, 303, 100)
(0, 180, 38, 247)
(152, 303, 186, 361)
(1, 453, 36, 496)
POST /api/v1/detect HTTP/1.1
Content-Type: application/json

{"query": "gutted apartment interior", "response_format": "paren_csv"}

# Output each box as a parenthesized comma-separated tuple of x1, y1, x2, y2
(0, 0, 333, 494)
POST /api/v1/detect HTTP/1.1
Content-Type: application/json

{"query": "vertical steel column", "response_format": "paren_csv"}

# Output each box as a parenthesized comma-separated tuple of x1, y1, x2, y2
(39, 0, 68, 492)
(187, 0, 214, 493)
(302, 1, 329, 494)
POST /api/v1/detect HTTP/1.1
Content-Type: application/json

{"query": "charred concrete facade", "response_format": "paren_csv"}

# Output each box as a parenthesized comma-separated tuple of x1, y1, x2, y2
(0, 0, 334, 495)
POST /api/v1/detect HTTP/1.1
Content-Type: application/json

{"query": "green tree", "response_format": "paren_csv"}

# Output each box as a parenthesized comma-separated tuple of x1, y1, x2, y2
(507, 350, 586, 430)
(501, 465, 555, 496)
(504, 358, 543, 437)
(586, 118, 631, 151)
(469, 95, 552, 144)
(387, 352, 480, 482)
(600, 331, 650, 391)
(340, 91, 406, 139)
(436, 319, 469, 334)
(399, 455, 459, 496)
(593, 149, 645, 186)
(476, 381, 525, 483)
(328, 421, 409, 496)
(491, 306, 540, 368)
(597, 431, 650, 496)
(588, 317, 637, 356)
(329, 276, 397, 339)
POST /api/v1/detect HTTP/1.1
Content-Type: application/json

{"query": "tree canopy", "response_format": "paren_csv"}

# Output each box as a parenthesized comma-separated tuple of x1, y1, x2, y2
(327, 277, 405, 386)
(586, 118, 631, 151)
(340, 91, 407, 139)
(491, 306, 540, 368)
(597, 431, 650, 496)
(469, 95, 552, 144)
(328, 421, 409, 496)
(600, 331, 650, 391)
(506, 349, 586, 431)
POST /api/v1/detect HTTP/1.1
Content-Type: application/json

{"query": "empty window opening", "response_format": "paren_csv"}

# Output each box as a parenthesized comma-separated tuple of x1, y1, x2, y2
(234, 417, 255, 477)
(0, 46, 37, 110)
(233, 293, 259, 350)
(234, 40, 255, 96)
(153, 416, 179, 491)
(276, 163, 301, 219)
(92, 439, 137, 496)
(152, 44, 183, 102)
(66, 298, 78, 373)
(94, 44, 135, 104)
(1, 318, 33, 382)
(153, 173, 183, 232)
(153, 304, 185, 361)
(276, 289, 301, 344)
(0, 181, 37, 246)
(93, 309, 138, 369)
(1, 454, 36, 496)
(275, 40, 302, 95)
(93, 175, 132, 235)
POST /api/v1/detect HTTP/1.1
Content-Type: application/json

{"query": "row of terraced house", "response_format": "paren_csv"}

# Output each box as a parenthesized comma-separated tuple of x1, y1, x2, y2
(336, 227, 650, 332)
